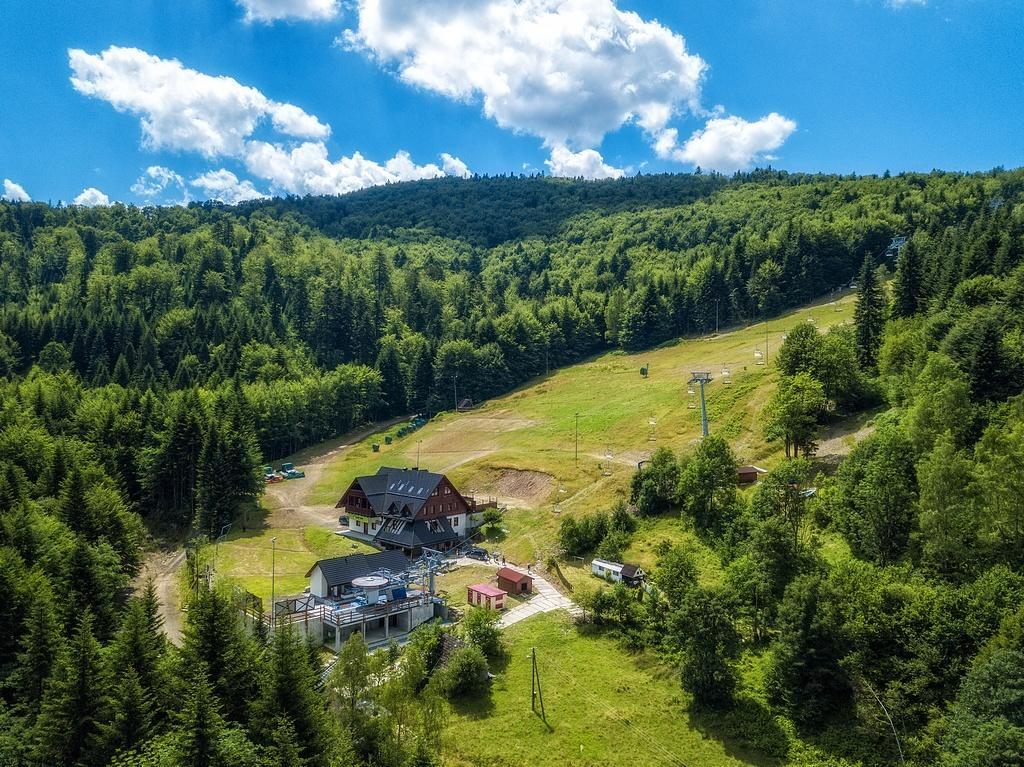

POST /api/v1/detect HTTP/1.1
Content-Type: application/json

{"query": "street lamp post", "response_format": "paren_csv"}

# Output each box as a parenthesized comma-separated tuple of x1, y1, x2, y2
(213, 523, 232, 573)
(270, 536, 277, 631)
(453, 374, 459, 412)
(715, 299, 720, 335)
(574, 412, 580, 467)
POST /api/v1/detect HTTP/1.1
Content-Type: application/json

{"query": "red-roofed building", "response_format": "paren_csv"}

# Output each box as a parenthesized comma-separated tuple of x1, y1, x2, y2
(496, 567, 533, 595)
(467, 583, 506, 610)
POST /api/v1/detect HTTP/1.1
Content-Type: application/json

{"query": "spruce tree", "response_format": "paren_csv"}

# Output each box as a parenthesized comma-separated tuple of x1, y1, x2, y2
(409, 342, 434, 414)
(32, 610, 110, 767)
(179, 584, 258, 725)
(854, 254, 886, 368)
(253, 626, 336, 767)
(376, 337, 407, 415)
(12, 572, 61, 714)
(891, 239, 924, 318)
(94, 668, 153, 762)
(171, 672, 229, 767)
(60, 466, 98, 541)
(109, 591, 167, 701)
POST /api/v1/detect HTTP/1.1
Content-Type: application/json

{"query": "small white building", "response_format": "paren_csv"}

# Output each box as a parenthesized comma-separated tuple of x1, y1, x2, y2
(591, 558, 646, 587)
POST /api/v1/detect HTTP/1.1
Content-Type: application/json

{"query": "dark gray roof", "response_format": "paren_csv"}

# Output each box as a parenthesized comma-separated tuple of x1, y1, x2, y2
(620, 564, 643, 579)
(306, 550, 410, 587)
(374, 517, 459, 549)
(355, 467, 445, 518)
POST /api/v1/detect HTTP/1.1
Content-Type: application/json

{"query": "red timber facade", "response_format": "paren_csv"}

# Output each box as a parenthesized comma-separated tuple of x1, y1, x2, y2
(337, 467, 491, 556)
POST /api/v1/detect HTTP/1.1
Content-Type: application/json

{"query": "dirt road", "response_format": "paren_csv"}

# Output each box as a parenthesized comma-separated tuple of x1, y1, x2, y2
(262, 416, 407, 529)
(138, 416, 405, 644)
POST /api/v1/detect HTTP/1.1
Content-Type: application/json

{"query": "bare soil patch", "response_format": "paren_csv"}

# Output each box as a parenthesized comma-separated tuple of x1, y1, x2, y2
(817, 409, 881, 458)
(471, 468, 555, 507)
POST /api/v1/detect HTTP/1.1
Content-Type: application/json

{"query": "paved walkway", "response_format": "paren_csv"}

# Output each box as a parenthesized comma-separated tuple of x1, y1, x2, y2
(452, 558, 575, 627)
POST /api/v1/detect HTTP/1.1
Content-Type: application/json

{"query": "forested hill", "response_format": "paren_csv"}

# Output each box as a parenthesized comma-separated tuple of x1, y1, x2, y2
(3, 168, 1024, 765)
(235, 172, 731, 246)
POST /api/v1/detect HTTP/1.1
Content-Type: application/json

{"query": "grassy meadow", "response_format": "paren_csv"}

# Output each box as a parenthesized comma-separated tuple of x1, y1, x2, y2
(213, 519, 377, 602)
(442, 611, 776, 767)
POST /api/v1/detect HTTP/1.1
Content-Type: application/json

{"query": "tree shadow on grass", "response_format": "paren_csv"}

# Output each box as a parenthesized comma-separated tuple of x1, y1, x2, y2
(686, 695, 790, 767)
(448, 687, 497, 719)
(482, 527, 508, 544)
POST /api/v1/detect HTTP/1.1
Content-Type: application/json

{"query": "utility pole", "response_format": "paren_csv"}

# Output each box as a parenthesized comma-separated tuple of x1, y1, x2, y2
(689, 372, 712, 437)
(270, 536, 277, 631)
(531, 647, 546, 722)
(765, 320, 769, 365)
(416, 440, 422, 469)
(453, 374, 458, 413)
(574, 412, 580, 467)
(715, 298, 720, 335)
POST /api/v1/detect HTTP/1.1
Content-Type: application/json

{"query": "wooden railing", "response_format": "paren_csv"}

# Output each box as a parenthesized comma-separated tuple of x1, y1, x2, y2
(260, 594, 432, 630)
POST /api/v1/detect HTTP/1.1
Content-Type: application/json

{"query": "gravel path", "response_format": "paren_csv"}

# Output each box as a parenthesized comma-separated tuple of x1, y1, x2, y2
(451, 558, 576, 627)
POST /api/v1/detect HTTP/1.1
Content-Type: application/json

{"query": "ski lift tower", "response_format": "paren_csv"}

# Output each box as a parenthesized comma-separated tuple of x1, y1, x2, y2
(885, 236, 908, 259)
(689, 371, 713, 438)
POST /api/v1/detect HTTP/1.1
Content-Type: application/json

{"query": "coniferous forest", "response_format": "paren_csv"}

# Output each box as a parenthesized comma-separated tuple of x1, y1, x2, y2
(3, 168, 1024, 766)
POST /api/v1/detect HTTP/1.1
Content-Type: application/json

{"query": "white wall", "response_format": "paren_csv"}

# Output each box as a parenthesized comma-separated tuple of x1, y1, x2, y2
(310, 566, 328, 598)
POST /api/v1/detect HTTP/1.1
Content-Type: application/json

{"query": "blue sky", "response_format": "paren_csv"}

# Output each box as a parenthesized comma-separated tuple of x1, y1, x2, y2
(1, 0, 1021, 206)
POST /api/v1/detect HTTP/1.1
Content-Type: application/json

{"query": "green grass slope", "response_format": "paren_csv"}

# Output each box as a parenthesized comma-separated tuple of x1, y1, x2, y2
(443, 611, 773, 767)
(306, 292, 856, 564)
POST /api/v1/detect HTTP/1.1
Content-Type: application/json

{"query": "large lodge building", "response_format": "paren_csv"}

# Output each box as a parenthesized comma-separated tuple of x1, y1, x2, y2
(336, 467, 493, 555)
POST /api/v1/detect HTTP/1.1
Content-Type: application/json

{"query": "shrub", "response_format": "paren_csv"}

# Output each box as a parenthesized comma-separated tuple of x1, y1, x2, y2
(460, 607, 502, 658)
(432, 645, 490, 699)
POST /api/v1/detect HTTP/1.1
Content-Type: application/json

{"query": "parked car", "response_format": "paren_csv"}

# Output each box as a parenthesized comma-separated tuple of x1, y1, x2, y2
(465, 547, 488, 561)
(280, 462, 305, 479)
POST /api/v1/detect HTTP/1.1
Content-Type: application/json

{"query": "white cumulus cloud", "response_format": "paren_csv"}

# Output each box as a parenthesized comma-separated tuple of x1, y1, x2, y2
(343, 0, 707, 149)
(2, 179, 31, 202)
(73, 187, 111, 206)
(236, 0, 339, 23)
(69, 46, 329, 158)
(545, 145, 623, 179)
(131, 165, 186, 198)
(70, 46, 469, 199)
(440, 152, 472, 178)
(191, 169, 269, 204)
(658, 113, 797, 173)
(243, 142, 461, 196)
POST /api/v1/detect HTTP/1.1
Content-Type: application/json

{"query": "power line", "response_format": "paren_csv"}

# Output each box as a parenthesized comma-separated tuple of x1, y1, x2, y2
(533, 653, 692, 767)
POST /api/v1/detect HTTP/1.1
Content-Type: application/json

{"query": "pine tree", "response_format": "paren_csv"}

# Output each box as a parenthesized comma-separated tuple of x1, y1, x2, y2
(376, 337, 407, 415)
(171, 672, 229, 767)
(179, 584, 258, 724)
(109, 590, 167, 700)
(854, 254, 886, 368)
(11, 573, 62, 714)
(253, 626, 336, 767)
(32, 610, 110, 766)
(94, 668, 153, 762)
(409, 342, 434, 414)
(60, 466, 99, 541)
(891, 239, 924, 318)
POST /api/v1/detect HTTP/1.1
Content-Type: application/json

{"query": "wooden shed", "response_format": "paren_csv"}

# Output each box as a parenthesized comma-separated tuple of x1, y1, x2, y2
(736, 465, 768, 485)
(496, 567, 533, 595)
(467, 583, 506, 610)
